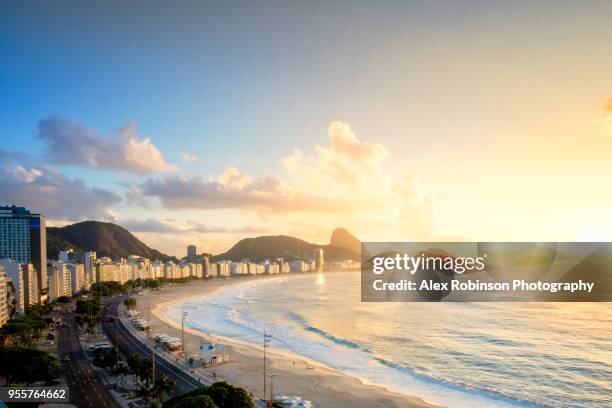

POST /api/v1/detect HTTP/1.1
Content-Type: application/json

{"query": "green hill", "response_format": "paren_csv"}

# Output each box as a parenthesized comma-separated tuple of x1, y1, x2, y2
(47, 221, 175, 261)
(212, 234, 359, 263)
(330, 227, 361, 254)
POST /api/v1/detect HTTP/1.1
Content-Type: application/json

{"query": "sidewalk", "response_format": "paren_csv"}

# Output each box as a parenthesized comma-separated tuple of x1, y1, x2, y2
(117, 303, 215, 387)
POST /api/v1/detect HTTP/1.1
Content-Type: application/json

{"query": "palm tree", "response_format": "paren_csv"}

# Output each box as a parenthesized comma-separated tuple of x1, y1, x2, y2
(127, 353, 141, 382)
(114, 361, 130, 388)
(31, 329, 43, 346)
(124, 297, 137, 310)
(153, 373, 175, 404)
(134, 380, 155, 408)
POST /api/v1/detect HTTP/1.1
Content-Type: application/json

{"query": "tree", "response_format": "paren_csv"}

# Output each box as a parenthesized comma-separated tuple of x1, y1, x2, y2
(163, 382, 253, 408)
(56, 295, 71, 304)
(0, 313, 48, 348)
(114, 361, 130, 388)
(154, 373, 176, 404)
(76, 313, 100, 335)
(0, 347, 63, 385)
(124, 297, 137, 310)
(138, 357, 153, 381)
(93, 348, 120, 371)
(135, 380, 156, 408)
(173, 395, 218, 408)
(127, 353, 141, 382)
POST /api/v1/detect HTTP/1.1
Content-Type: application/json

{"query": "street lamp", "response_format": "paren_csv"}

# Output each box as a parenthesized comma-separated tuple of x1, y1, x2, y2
(263, 331, 272, 401)
(267, 373, 277, 407)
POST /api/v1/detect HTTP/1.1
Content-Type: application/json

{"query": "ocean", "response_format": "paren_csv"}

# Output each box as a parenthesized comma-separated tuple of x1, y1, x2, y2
(165, 272, 612, 407)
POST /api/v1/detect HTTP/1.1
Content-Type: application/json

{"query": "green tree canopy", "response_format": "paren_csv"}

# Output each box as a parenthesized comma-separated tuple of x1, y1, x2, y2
(163, 382, 253, 408)
(173, 395, 218, 408)
(0, 347, 63, 385)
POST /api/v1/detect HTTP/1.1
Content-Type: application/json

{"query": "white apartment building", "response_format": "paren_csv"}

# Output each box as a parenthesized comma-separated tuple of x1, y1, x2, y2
(0, 259, 39, 313)
(164, 261, 177, 279)
(230, 261, 248, 275)
(0, 259, 25, 313)
(313, 248, 324, 272)
(289, 260, 311, 272)
(152, 261, 163, 278)
(0, 266, 8, 327)
(83, 251, 96, 286)
(48, 261, 71, 301)
(179, 264, 190, 278)
(67, 263, 85, 294)
(207, 263, 218, 278)
(217, 261, 231, 277)
(188, 263, 202, 278)
(265, 262, 280, 275)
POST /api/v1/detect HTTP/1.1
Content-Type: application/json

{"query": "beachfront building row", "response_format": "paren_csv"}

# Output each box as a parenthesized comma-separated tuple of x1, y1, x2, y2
(45, 246, 361, 302)
(0, 258, 39, 314)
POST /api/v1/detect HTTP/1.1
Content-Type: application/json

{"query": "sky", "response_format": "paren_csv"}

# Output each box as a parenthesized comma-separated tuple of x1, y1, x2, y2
(1, 1, 612, 257)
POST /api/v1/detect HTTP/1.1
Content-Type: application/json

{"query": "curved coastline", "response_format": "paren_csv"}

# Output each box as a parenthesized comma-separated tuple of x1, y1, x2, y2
(138, 275, 438, 408)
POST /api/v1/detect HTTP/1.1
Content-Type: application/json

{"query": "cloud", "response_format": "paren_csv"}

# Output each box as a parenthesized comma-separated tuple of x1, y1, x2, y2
(125, 187, 152, 209)
(279, 121, 433, 239)
(38, 116, 177, 174)
(137, 121, 433, 240)
(121, 218, 268, 234)
(0, 154, 122, 220)
(603, 99, 612, 134)
(139, 166, 343, 213)
(121, 218, 183, 233)
(181, 153, 198, 163)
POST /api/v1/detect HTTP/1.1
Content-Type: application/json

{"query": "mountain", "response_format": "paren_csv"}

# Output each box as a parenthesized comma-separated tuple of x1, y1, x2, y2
(212, 234, 360, 263)
(47, 221, 360, 264)
(47, 221, 175, 261)
(330, 227, 361, 254)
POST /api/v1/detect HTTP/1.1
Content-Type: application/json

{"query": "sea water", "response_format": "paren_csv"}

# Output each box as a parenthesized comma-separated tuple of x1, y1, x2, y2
(165, 272, 612, 407)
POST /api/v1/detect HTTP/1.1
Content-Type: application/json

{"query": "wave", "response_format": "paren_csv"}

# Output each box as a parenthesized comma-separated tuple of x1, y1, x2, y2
(164, 275, 611, 408)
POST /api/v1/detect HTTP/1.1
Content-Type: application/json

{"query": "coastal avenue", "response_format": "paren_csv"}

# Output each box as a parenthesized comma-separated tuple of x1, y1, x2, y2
(101, 295, 204, 395)
(58, 314, 118, 408)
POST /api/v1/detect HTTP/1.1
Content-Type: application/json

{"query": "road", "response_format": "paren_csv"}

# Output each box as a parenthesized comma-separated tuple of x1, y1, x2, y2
(57, 314, 119, 408)
(101, 296, 202, 395)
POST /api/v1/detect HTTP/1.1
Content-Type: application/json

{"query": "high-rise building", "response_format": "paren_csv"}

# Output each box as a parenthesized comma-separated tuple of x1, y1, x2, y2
(48, 261, 71, 301)
(82, 251, 97, 286)
(314, 248, 324, 272)
(58, 249, 75, 263)
(0, 206, 47, 302)
(22, 263, 38, 310)
(0, 259, 29, 313)
(67, 263, 85, 295)
(0, 266, 8, 327)
(202, 256, 210, 279)
(187, 245, 197, 257)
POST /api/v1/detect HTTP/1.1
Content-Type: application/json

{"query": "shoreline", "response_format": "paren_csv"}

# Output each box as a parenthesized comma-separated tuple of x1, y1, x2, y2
(134, 275, 439, 408)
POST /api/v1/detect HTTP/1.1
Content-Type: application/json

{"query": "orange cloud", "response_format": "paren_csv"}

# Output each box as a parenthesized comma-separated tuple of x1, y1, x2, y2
(138, 121, 433, 241)
(599, 98, 612, 134)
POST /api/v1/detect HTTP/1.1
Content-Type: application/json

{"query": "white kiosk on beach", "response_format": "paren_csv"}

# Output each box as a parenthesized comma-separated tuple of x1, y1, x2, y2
(199, 340, 230, 368)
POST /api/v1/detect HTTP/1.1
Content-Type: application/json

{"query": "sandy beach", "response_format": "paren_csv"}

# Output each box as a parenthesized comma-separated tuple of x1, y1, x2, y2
(131, 276, 438, 408)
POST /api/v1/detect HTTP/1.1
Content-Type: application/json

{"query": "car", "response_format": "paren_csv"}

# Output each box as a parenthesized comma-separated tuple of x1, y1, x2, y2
(63, 355, 70, 362)
(46, 333, 56, 340)
(43, 340, 54, 346)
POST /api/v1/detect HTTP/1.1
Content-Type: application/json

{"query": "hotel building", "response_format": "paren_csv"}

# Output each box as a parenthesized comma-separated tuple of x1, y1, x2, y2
(0, 206, 47, 302)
